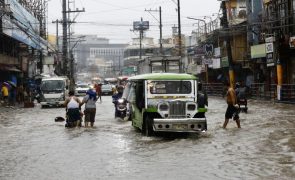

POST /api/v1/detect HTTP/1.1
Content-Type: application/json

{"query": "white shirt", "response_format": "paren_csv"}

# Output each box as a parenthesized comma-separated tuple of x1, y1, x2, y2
(67, 97, 79, 109)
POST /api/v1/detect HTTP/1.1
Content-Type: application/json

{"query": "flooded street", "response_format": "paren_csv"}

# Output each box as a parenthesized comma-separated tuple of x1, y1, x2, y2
(0, 96, 295, 180)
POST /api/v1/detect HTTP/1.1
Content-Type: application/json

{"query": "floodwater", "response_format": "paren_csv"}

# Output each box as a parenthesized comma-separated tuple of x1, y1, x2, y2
(0, 96, 294, 180)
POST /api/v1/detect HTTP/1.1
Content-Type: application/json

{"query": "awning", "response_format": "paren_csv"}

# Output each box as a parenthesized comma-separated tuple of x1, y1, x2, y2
(0, 65, 22, 72)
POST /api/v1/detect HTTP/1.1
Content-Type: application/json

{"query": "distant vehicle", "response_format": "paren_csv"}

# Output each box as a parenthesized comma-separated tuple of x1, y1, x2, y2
(75, 84, 90, 96)
(101, 84, 113, 95)
(39, 76, 69, 108)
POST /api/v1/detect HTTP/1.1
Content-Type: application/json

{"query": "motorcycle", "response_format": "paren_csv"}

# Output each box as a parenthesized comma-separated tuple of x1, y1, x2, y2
(237, 98, 248, 113)
(113, 98, 127, 119)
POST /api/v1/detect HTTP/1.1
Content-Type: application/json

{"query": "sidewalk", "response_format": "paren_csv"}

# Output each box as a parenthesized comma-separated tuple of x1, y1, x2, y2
(0, 102, 25, 114)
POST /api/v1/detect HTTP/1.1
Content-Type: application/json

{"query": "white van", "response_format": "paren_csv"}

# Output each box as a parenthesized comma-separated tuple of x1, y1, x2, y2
(40, 77, 69, 108)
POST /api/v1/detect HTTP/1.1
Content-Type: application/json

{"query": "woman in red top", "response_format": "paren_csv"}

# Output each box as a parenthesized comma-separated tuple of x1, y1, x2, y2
(95, 83, 102, 103)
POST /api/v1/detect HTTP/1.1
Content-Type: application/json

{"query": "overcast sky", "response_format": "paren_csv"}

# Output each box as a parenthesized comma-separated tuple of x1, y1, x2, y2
(47, 0, 221, 44)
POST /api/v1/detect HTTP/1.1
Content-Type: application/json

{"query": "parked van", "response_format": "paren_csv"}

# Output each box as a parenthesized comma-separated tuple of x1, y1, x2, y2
(39, 76, 69, 108)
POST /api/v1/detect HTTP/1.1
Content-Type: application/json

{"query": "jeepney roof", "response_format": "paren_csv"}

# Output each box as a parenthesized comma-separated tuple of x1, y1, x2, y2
(128, 73, 197, 81)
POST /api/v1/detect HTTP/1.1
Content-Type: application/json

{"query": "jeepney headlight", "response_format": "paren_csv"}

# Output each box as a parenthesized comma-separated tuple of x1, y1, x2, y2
(187, 104, 196, 111)
(159, 103, 169, 111)
(158, 102, 169, 118)
(186, 102, 198, 117)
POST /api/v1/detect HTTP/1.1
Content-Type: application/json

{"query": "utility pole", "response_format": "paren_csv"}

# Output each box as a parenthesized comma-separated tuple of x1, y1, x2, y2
(52, 19, 60, 51)
(177, 0, 182, 72)
(159, 6, 163, 55)
(61, 0, 84, 91)
(145, 6, 163, 55)
(62, 0, 67, 76)
(139, 18, 143, 60)
(221, 0, 234, 87)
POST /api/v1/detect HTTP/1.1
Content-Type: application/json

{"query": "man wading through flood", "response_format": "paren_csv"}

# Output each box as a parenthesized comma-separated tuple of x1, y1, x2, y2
(223, 82, 241, 128)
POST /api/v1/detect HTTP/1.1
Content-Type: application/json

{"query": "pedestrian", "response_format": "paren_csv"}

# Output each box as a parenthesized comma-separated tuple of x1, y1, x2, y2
(94, 83, 102, 103)
(1, 82, 9, 107)
(64, 90, 82, 128)
(17, 85, 24, 104)
(81, 89, 97, 127)
(8, 83, 16, 107)
(222, 82, 241, 129)
(196, 82, 208, 118)
(112, 85, 124, 117)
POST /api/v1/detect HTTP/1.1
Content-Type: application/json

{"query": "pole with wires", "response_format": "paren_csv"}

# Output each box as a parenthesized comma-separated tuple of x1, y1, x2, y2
(221, 0, 234, 88)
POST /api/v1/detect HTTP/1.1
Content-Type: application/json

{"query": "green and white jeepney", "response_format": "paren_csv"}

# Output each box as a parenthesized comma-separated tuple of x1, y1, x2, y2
(127, 73, 207, 136)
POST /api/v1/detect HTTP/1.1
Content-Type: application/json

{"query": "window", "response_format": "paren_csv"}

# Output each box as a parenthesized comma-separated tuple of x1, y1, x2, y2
(148, 81, 192, 94)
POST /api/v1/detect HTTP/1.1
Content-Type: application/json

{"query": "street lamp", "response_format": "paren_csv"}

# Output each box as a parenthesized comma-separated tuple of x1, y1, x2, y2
(68, 37, 85, 91)
(204, 16, 212, 32)
(187, 17, 207, 35)
(187, 17, 211, 83)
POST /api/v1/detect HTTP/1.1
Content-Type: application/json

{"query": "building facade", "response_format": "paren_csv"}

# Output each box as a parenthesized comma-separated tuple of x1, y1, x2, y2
(0, 0, 50, 88)
(73, 35, 127, 78)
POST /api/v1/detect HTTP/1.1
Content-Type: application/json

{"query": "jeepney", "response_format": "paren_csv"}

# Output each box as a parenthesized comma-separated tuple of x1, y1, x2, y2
(126, 73, 207, 136)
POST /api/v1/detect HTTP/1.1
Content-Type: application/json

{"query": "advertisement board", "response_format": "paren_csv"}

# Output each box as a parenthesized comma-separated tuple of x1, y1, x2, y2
(251, 44, 266, 59)
(133, 21, 149, 30)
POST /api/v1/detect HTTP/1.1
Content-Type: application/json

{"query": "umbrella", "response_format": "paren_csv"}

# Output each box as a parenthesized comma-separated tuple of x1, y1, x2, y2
(7, 81, 16, 87)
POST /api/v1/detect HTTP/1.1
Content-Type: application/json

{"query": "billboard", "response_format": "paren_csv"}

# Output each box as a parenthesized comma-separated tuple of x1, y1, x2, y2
(133, 21, 149, 30)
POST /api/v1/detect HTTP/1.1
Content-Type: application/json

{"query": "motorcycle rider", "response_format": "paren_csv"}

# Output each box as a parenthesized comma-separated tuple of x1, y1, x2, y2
(112, 85, 124, 117)
(235, 82, 247, 111)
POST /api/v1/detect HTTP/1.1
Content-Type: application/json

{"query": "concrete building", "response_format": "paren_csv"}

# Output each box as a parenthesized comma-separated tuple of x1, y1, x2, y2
(73, 35, 127, 78)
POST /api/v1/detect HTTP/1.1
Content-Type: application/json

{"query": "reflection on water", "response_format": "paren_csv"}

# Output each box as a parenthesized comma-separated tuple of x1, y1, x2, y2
(0, 97, 294, 180)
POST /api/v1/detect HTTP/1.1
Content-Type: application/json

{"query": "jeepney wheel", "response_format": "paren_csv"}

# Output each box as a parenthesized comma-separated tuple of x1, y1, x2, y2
(143, 116, 154, 137)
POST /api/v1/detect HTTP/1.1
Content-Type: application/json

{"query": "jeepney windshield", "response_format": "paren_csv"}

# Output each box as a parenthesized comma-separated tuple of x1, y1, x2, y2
(148, 80, 192, 94)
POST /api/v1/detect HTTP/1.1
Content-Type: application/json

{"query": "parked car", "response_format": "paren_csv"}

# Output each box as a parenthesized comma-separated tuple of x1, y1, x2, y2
(101, 84, 113, 95)
(127, 73, 207, 136)
(75, 83, 90, 96)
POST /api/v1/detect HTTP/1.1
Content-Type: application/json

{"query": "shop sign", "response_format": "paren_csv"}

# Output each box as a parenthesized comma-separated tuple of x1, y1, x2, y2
(202, 58, 213, 65)
(265, 43, 273, 53)
(265, 36, 275, 43)
(214, 47, 221, 57)
(43, 56, 54, 65)
(266, 53, 275, 67)
(195, 46, 205, 56)
(221, 56, 229, 67)
(289, 36, 295, 48)
(212, 58, 221, 69)
(251, 44, 266, 59)
(204, 44, 214, 57)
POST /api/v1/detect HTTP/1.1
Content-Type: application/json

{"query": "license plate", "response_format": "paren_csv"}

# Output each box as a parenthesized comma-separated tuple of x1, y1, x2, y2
(172, 124, 187, 130)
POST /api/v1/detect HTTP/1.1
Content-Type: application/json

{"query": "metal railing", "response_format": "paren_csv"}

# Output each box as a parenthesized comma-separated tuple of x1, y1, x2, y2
(281, 84, 295, 103)
(203, 83, 225, 97)
(203, 83, 295, 104)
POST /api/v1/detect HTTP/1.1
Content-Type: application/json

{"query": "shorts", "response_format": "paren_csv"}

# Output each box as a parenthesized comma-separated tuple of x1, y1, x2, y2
(225, 105, 239, 120)
(84, 108, 96, 122)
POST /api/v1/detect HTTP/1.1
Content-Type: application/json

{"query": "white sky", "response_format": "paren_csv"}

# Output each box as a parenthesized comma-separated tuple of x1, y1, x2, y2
(47, 0, 221, 44)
